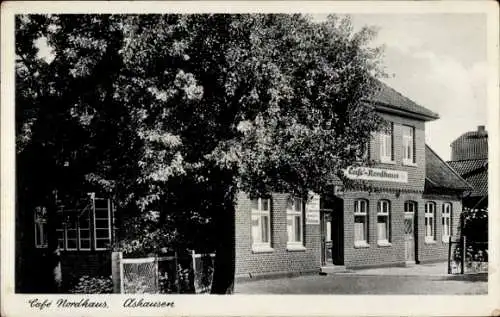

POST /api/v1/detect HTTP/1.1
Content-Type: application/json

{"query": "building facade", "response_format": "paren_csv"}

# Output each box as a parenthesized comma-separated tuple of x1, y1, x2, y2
(235, 82, 471, 280)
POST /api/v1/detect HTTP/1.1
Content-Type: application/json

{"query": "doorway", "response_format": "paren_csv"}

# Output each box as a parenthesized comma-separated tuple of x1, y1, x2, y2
(321, 209, 344, 266)
(404, 211, 417, 263)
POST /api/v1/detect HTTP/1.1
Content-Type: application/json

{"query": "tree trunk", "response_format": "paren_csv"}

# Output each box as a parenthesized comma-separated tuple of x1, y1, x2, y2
(210, 187, 236, 294)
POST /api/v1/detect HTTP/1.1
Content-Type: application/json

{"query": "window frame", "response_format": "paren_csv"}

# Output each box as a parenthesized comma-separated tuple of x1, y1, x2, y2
(377, 200, 391, 245)
(442, 203, 452, 243)
(34, 206, 48, 248)
(286, 196, 304, 247)
(425, 202, 437, 242)
(380, 122, 394, 163)
(55, 197, 112, 252)
(94, 198, 112, 251)
(78, 207, 92, 251)
(402, 125, 416, 165)
(354, 199, 369, 247)
(250, 197, 273, 252)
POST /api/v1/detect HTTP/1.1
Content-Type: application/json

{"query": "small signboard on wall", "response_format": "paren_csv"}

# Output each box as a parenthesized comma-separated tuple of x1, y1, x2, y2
(305, 193, 320, 225)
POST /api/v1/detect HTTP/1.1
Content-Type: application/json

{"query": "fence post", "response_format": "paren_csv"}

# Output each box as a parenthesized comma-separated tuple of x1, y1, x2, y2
(174, 252, 179, 294)
(461, 236, 466, 274)
(111, 251, 122, 293)
(154, 256, 159, 293)
(447, 236, 452, 274)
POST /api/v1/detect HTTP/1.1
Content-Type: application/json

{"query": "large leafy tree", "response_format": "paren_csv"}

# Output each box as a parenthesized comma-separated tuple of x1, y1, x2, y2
(16, 13, 385, 294)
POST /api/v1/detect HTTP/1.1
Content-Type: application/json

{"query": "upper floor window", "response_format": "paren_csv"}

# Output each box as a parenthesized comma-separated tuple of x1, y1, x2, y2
(251, 198, 271, 249)
(402, 125, 416, 165)
(377, 200, 391, 244)
(425, 202, 436, 242)
(34, 206, 48, 248)
(380, 122, 394, 163)
(286, 197, 304, 246)
(442, 203, 452, 242)
(354, 199, 369, 246)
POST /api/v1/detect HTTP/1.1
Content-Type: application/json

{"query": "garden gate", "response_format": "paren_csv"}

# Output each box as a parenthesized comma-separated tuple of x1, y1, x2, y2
(113, 251, 215, 294)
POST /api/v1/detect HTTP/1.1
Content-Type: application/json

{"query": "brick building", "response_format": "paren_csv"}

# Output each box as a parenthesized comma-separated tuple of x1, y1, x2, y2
(235, 82, 472, 280)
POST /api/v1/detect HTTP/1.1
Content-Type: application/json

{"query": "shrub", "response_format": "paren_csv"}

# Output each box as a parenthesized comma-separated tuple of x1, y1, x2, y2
(69, 275, 113, 294)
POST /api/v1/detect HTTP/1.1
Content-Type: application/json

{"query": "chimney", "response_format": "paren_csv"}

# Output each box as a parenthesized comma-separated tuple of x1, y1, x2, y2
(477, 125, 487, 137)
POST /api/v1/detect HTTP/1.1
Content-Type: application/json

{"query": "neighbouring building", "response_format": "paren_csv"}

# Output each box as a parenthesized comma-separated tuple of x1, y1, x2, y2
(234, 81, 472, 280)
(447, 126, 488, 210)
(30, 193, 114, 290)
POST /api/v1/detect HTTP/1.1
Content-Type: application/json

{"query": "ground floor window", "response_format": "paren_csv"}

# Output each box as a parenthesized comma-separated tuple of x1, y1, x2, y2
(354, 199, 368, 246)
(251, 198, 271, 248)
(54, 196, 112, 251)
(34, 206, 48, 248)
(442, 203, 452, 242)
(425, 202, 436, 242)
(286, 197, 303, 246)
(377, 200, 391, 243)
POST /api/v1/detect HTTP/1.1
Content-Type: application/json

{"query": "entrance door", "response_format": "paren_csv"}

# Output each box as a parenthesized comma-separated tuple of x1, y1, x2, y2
(321, 211, 333, 266)
(404, 212, 416, 262)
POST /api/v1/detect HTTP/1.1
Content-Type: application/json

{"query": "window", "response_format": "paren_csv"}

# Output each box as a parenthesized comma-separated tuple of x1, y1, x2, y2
(55, 196, 112, 251)
(286, 197, 303, 246)
(354, 199, 369, 246)
(79, 208, 91, 250)
(377, 200, 391, 244)
(94, 198, 112, 250)
(442, 203, 452, 242)
(251, 198, 272, 250)
(65, 216, 78, 250)
(34, 206, 48, 248)
(380, 122, 394, 163)
(404, 201, 417, 213)
(425, 202, 436, 242)
(402, 125, 416, 165)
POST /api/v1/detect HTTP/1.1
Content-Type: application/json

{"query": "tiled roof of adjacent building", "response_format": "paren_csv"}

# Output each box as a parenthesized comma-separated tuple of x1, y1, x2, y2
(425, 145, 471, 191)
(367, 80, 440, 121)
(447, 159, 488, 197)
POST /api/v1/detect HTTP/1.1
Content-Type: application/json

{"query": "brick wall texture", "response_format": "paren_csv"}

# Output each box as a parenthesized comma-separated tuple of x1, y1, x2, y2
(235, 192, 321, 279)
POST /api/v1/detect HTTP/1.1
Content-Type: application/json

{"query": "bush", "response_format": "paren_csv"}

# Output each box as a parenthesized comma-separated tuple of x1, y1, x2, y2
(69, 275, 113, 294)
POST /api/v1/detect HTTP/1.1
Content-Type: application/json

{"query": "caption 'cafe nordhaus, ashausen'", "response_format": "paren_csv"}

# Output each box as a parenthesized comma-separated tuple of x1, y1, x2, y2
(234, 81, 472, 280)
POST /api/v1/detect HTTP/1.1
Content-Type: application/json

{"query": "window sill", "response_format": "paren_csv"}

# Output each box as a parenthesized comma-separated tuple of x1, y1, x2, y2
(403, 161, 417, 167)
(377, 240, 392, 247)
(354, 241, 370, 248)
(380, 159, 396, 165)
(442, 237, 450, 243)
(252, 246, 274, 253)
(286, 244, 306, 252)
(425, 239, 437, 245)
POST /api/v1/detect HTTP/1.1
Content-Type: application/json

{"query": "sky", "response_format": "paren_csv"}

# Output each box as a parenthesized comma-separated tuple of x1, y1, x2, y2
(347, 14, 488, 161)
(35, 13, 488, 161)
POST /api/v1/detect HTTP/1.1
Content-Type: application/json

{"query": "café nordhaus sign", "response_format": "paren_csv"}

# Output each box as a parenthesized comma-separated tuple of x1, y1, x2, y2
(344, 166, 408, 183)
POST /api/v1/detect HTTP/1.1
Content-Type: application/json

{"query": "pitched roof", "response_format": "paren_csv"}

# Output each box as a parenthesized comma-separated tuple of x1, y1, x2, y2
(447, 159, 488, 197)
(425, 145, 471, 191)
(368, 80, 440, 121)
(447, 159, 488, 177)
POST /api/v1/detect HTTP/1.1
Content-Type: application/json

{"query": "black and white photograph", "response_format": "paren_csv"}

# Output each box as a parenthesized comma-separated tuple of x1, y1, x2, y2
(1, 1, 499, 316)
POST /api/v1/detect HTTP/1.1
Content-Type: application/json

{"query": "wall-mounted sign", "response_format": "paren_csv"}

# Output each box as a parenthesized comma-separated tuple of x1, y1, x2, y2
(344, 166, 408, 183)
(305, 193, 320, 225)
